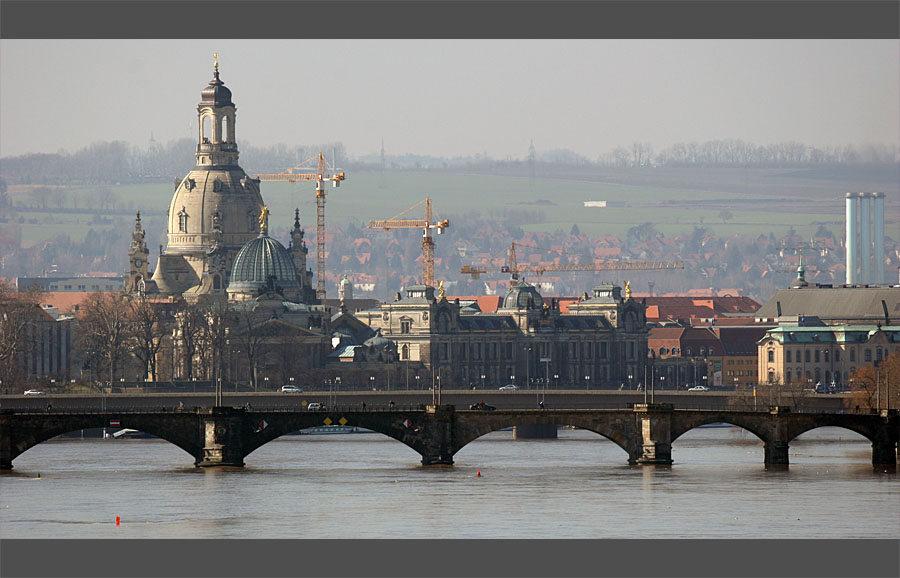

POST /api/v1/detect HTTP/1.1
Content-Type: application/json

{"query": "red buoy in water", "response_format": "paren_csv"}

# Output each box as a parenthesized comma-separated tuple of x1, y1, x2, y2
(477, 470, 481, 477)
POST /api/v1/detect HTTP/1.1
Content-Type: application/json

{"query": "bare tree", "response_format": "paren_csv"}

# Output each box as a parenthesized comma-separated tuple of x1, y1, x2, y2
(197, 298, 230, 384)
(76, 292, 131, 390)
(850, 351, 900, 411)
(175, 304, 206, 380)
(127, 295, 163, 382)
(0, 281, 44, 385)
(232, 304, 268, 391)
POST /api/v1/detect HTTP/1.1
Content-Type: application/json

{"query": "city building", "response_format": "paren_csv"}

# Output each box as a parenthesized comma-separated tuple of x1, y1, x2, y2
(756, 266, 900, 386)
(356, 281, 647, 388)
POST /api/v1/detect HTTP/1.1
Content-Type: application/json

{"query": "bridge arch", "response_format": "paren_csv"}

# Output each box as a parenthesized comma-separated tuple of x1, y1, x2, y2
(2, 413, 204, 468)
(452, 412, 640, 463)
(238, 411, 437, 464)
(670, 413, 771, 446)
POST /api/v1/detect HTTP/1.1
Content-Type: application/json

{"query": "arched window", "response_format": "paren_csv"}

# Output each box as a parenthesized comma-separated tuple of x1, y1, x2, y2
(178, 207, 189, 233)
(658, 346, 667, 356)
(201, 115, 211, 144)
(767, 350, 774, 363)
(685, 347, 692, 356)
(768, 370, 775, 383)
(401, 344, 409, 361)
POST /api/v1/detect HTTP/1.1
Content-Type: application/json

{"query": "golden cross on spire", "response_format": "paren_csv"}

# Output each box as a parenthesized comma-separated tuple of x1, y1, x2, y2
(214, 52, 219, 71)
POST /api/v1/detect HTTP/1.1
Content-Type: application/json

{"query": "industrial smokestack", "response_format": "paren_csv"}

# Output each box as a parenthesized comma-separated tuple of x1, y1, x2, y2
(859, 192, 871, 284)
(872, 192, 884, 285)
(845, 193, 857, 284)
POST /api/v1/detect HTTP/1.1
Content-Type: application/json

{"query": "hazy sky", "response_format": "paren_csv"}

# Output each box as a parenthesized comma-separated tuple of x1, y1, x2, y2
(1, 39, 898, 159)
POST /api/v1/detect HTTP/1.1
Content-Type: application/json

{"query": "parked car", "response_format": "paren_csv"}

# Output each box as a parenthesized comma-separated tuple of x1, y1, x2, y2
(281, 385, 303, 393)
(307, 402, 323, 411)
(24, 389, 46, 396)
(688, 385, 710, 392)
(469, 401, 496, 411)
(499, 384, 518, 391)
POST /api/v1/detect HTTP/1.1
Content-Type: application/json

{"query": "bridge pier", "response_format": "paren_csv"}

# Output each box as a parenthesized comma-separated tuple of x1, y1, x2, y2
(513, 424, 558, 439)
(195, 408, 246, 467)
(633, 403, 673, 465)
(872, 441, 897, 467)
(420, 405, 455, 466)
(764, 441, 790, 465)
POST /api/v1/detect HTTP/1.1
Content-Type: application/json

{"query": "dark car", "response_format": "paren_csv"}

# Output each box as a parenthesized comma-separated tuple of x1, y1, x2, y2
(469, 401, 496, 411)
(814, 383, 836, 394)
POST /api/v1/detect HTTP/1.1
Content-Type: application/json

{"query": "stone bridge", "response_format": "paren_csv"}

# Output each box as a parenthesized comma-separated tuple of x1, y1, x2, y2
(1, 404, 897, 470)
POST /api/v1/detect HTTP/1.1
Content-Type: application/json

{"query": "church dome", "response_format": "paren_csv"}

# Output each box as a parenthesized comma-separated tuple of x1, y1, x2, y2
(502, 280, 543, 310)
(201, 70, 233, 107)
(227, 232, 299, 296)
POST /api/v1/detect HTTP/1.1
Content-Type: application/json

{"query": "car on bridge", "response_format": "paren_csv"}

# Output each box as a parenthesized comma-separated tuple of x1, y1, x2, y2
(281, 385, 303, 393)
(469, 401, 496, 410)
(24, 389, 46, 396)
(307, 402, 323, 411)
(499, 384, 518, 391)
(687, 385, 710, 392)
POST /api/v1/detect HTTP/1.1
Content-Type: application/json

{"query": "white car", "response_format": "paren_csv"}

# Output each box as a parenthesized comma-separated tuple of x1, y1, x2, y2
(24, 389, 46, 396)
(281, 385, 303, 393)
(688, 385, 710, 392)
(499, 384, 519, 391)
(306, 402, 322, 411)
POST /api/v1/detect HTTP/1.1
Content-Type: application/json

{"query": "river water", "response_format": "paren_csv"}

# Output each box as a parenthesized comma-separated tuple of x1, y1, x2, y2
(1, 427, 897, 540)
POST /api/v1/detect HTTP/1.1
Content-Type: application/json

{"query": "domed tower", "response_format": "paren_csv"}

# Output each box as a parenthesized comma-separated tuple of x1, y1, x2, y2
(227, 209, 301, 302)
(149, 57, 266, 299)
(497, 279, 546, 331)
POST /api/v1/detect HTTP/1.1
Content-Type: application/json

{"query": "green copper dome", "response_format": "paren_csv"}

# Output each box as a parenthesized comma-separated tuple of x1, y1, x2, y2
(228, 232, 299, 295)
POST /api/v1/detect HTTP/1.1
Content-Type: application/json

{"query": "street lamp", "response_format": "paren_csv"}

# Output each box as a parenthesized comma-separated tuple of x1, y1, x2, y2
(481, 374, 486, 389)
(523, 346, 532, 389)
(416, 374, 421, 390)
(585, 375, 590, 391)
(370, 375, 376, 390)
(510, 374, 515, 386)
(553, 374, 559, 390)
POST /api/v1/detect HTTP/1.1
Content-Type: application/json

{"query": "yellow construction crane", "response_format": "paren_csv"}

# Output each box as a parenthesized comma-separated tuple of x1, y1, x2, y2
(367, 198, 450, 288)
(461, 242, 685, 287)
(255, 153, 345, 301)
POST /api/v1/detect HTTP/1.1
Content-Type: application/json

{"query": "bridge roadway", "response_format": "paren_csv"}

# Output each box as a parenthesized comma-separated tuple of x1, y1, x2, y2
(1, 388, 850, 413)
(2, 402, 896, 470)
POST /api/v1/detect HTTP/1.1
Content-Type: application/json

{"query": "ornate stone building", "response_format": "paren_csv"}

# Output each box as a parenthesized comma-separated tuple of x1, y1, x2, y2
(356, 281, 648, 388)
(125, 62, 314, 303)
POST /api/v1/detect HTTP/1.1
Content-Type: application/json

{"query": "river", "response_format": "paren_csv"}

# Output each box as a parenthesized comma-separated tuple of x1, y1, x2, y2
(2, 426, 897, 540)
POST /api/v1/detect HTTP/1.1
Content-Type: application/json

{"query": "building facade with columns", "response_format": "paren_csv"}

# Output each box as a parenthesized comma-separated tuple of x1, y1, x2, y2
(356, 282, 647, 388)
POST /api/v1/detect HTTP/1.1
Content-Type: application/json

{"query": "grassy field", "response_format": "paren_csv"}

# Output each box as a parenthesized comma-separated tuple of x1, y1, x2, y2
(5, 166, 897, 246)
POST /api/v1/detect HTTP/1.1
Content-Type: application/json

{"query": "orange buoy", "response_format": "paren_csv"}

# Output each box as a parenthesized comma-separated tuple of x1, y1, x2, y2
(116, 516, 120, 526)
(477, 470, 481, 477)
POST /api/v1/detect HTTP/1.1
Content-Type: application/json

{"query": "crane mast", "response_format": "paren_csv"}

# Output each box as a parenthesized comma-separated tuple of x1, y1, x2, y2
(368, 197, 450, 288)
(255, 153, 345, 301)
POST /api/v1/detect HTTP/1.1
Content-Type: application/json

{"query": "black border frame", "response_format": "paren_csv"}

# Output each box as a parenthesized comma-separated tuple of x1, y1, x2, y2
(0, 1, 898, 39)
(1, 2, 898, 577)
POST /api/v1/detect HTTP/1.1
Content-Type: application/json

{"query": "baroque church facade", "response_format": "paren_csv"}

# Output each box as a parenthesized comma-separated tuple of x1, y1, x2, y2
(124, 62, 314, 303)
(124, 62, 328, 386)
